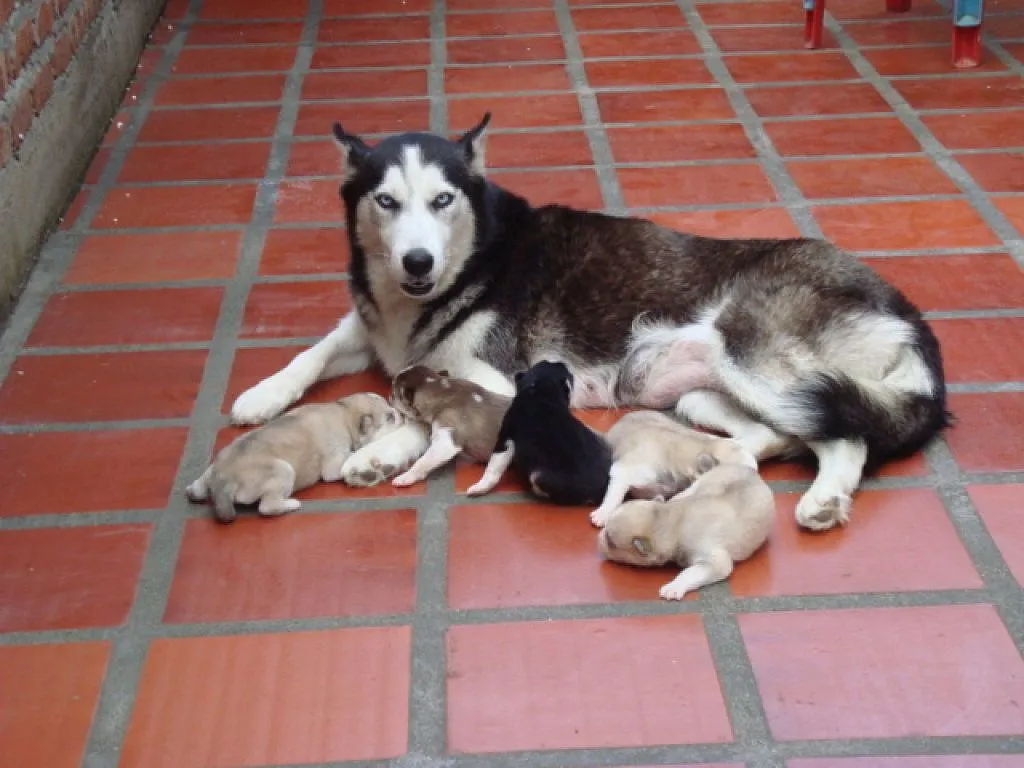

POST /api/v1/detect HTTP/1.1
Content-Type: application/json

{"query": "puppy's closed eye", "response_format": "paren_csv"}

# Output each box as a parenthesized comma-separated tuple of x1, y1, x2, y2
(696, 452, 718, 474)
(359, 414, 375, 435)
(632, 536, 652, 556)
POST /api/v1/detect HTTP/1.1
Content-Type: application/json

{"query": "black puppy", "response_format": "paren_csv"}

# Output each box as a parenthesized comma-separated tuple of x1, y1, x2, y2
(466, 361, 612, 505)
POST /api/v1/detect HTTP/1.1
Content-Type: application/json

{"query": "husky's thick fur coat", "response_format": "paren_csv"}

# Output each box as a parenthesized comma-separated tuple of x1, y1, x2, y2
(230, 112, 950, 531)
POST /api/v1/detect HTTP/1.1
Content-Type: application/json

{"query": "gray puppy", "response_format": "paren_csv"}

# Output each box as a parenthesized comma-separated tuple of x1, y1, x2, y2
(186, 392, 403, 523)
(598, 462, 774, 600)
(390, 364, 512, 486)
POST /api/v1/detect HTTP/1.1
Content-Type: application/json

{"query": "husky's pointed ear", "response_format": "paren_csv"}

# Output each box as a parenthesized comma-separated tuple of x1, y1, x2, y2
(457, 112, 491, 176)
(332, 122, 370, 181)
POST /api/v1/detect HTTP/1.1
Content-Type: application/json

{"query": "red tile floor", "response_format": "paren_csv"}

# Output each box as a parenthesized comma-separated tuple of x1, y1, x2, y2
(2, 0, 1024, 766)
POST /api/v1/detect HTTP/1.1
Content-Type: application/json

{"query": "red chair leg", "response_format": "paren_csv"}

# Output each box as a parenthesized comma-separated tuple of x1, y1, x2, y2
(804, 0, 825, 49)
(952, 24, 983, 67)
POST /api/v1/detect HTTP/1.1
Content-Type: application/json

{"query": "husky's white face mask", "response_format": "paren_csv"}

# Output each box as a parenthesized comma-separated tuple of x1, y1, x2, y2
(332, 114, 490, 301)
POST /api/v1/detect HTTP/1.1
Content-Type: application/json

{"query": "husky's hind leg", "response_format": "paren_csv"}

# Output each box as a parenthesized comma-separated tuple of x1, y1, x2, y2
(675, 389, 801, 462)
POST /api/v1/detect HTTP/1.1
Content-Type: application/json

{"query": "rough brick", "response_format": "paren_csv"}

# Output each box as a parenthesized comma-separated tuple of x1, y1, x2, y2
(50, 29, 74, 76)
(32, 64, 55, 113)
(0, 120, 12, 169)
(10, 90, 35, 151)
(53, 0, 76, 16)
(35, 1, 55, 43)
(11, 17, 36, 79)
(0, 0, 15, 30)
(0, 50, 10, 94)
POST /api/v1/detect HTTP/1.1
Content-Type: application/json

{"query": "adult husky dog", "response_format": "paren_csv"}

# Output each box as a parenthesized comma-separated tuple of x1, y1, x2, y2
(232, 113, 950, 531)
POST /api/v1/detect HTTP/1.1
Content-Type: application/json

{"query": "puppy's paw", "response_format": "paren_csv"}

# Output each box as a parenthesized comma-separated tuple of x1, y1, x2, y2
(230, 376, 301, 425)
(341, 456, 393, 487)
(391, 469, 420, 487)
(185, 478, 208, 502)
(589, 507, 612, 528)
(659, 581, 690, 601)
(795, 492, 851, 531)
(465, 480, 491, 497)
(342, 422, 430, 487)
(259, 498, 302, 517)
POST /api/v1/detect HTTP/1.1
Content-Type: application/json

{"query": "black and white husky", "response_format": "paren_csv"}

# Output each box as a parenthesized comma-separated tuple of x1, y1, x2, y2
(232, 113, 950, 531)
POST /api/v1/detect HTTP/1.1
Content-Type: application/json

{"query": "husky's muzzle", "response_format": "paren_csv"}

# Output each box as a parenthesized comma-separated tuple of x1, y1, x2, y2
(401, 248, 435, 296)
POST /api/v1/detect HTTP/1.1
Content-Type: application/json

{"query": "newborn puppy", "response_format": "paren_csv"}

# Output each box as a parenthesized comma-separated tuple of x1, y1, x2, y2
(186, 393, 403, 523)
(598, 462, 774, 600)
(467, 360, 612, 504)
(389, 365, 512, 486)
(591, 409, 757, 528)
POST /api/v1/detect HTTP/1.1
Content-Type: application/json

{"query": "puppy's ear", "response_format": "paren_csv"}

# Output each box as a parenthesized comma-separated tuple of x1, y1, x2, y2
(332, 122, 371, 182)
(631, 537, 652, 556)
(401, 385, 415, 404)
(457, 112, 491, 176)
(696, 452, 718, 474)
(514, 371, 526, 385)
(358, 413, 376, 436)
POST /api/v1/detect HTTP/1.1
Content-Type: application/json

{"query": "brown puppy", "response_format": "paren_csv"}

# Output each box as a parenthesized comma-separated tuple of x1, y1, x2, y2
(186, 393, 403, 523)
(591, 409, 758, 528)
(390, 365, 512, 486)
(598, 462, 774, 600)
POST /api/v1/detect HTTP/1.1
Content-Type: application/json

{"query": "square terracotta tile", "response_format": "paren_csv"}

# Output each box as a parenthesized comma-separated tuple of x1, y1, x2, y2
(324, 0, 431, 13)
(489, 168, 604, 209)
(0, 429, 187, 516)
(223, 348, 391, 412)
(0, 351, 207, 423)
(755, 451, 929, 484)
(200, 0, 308, 19)
(295, 100, 431, 136)
(449, 94, 581, 129)
(285, 138, 345, 177)
(864, 45, 1008, 76)
(577, 29, 701, 58)
(990, 14, 1024, 38)
(893, 76, 1024, 111)
(570, 4, 686, 31)
(958, 152, 1024, 193)
(786, 156, 958, 199)
(825, 0, 946, 18)
(0, 642, 110, 768)
(165, 511, 416, 623)
(790, 758, 1024, 768)
(259, 227, 349, 275)
(445, 63, 570, 95)
(138, 106, 281, 142)
(448, 503, 682, 609)
(273, 179, 345, 223)
(155, 74, 286, 106)
(741, 604, 1024, 740)
(447, 11, 558, 37)
(311, 40, 432, 68)
(864, 253, 1024, 312)
(118, 142, 271, 183)
(994, 196, 1024, 237)
(84, 147, 111, 185)
(923, 110, 1024, 150)
(724, 52, 859, 83)
(27, 288, 223, 348)
(318, 16, 429, 43)
(813, 200, 998, 251)
(618, 163, 777, 208)
(485, 130, 593, 168)
(447, 617, 732, 753)
(596, 88, 735, 123)
(765, 116, 921, 156)
(946, 393, 1024, 473)
(970, 483, 1024, 587)
(185, 22, 305, 45)
(712, 25, 837, 52)
(101, 109, 133, 146)
(647, 208, 800, 239)
(698, 1, 799, 25)
(65, 232, 242, 285)
(607, 123, 755, 163)
(729, 490, 982, 598)
(240, 281, 350, 339)
(585, 57, 714, 87)
(120, 628, 411, 766)
(845, 18, 953, 46)
(449, 0, 550, 8)
(0, 525, 150, 631)
(172, 45, 298, 74)
(302, 69, 427, 100)
(447, 34, 565, 64)
(94, 184, 257, 228)
(932, 318, 1024, 383)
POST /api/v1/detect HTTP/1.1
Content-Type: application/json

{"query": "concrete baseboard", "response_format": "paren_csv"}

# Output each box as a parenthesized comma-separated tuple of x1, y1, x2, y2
(0, 0, 165, 320)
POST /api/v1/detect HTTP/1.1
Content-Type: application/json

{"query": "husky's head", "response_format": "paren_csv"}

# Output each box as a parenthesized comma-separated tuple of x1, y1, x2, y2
(331, 114, 491, 301)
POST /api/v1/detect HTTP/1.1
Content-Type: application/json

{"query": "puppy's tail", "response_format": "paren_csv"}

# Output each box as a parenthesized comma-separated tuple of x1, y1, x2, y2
(209, 477, 239, 524)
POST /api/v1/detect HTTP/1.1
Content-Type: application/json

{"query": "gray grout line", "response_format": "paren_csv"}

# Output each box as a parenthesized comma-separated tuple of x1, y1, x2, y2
(429, 0, 448, 136)
(0, 418, 195, 435)
(824, 16, 1024, 270)
(678, 2, 822, 238)
(79, 3, 326, 766)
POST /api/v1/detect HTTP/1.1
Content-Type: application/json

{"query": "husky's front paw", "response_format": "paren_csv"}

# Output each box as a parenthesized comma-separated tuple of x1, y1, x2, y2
(231, 376, 302, 425)
(795, 492, 851, 531)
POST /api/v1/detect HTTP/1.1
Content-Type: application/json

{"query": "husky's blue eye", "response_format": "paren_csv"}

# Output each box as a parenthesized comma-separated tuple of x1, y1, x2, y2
(374, 194, 399, 210)
(432, 192, 455, 209)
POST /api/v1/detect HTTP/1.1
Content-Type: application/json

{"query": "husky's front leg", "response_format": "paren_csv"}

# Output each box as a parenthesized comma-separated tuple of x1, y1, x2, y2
(449, 358, 515, 398)
(231, 312, 371, 425)
(341, 421, 431, 487)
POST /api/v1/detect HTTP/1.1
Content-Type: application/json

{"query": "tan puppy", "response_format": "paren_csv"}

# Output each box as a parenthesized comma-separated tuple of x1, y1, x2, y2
(390, 365, 512, 487)
(590, 409, 757, 528)
(598, 462, 774, 600)
(186, 393, 403, 523)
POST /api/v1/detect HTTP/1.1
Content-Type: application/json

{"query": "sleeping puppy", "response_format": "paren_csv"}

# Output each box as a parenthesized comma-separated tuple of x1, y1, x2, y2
(598, 462, 774, 600)
(389, 365, 512, 486)
(186, 393, 403, 523)
(590, 409, 758, 528)
(467, 360, 612, 504)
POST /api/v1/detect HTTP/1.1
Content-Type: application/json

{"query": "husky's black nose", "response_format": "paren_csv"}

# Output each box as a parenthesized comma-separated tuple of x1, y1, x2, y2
(402, 249, 434, 278)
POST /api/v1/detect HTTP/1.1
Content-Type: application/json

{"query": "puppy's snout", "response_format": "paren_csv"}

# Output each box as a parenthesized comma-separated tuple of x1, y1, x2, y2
(402, 248, 434, 279)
